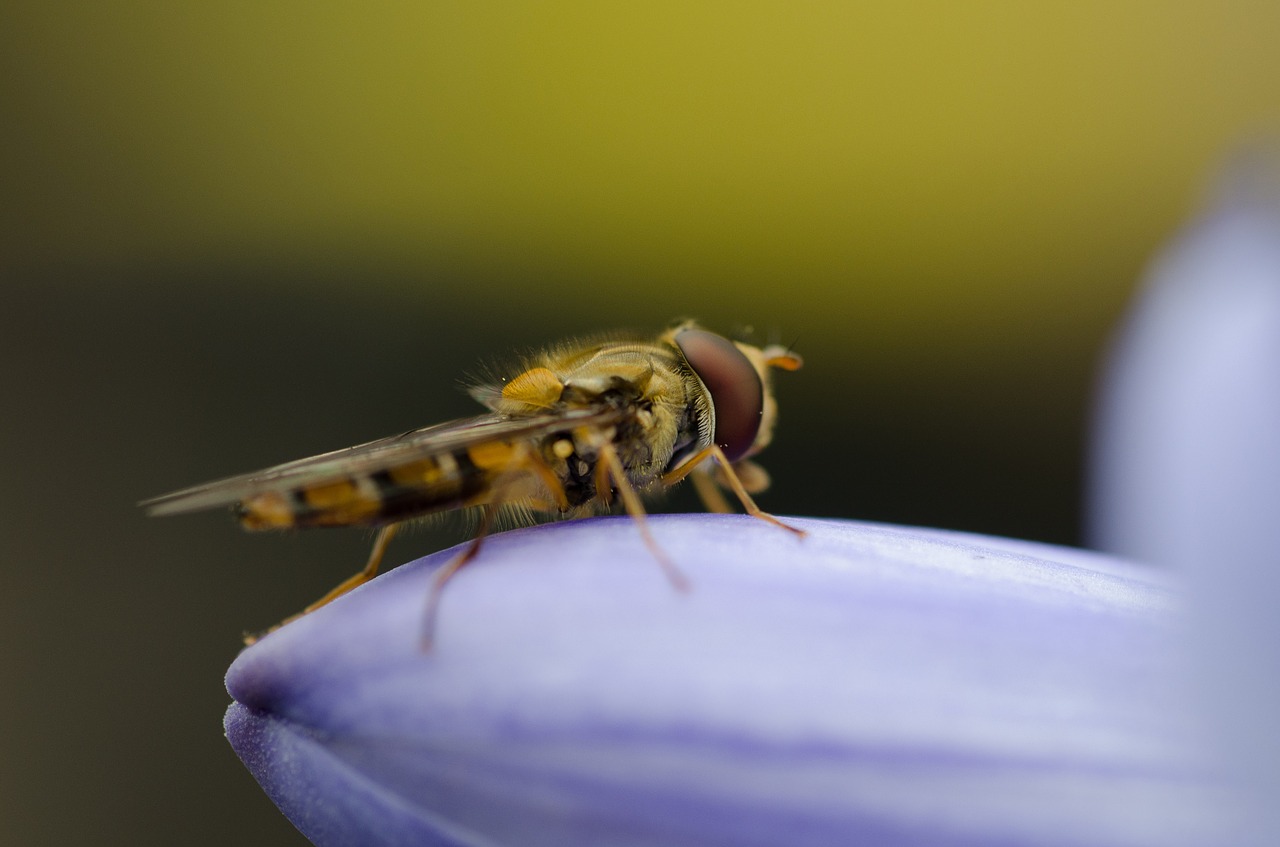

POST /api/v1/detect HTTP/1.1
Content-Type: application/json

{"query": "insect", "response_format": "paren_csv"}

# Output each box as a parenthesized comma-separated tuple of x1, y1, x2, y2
(142, 321, 803, 645)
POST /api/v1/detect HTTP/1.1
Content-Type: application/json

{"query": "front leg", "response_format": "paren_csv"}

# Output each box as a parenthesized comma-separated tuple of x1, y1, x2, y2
(662, 445, 805, 537)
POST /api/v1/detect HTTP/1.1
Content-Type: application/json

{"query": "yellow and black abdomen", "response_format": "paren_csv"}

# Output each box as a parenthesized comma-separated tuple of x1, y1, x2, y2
(236, 448, 495, 529)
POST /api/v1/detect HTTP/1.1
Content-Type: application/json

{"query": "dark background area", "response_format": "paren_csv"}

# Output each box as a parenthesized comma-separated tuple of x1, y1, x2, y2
(4, 4, 1278, 845)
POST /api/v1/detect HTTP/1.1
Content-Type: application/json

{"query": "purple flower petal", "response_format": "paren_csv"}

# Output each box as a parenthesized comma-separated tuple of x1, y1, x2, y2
(1089, 157, 1280, 844)
(225, 515, 1229, 846)
(1088, 161, 1280, 569)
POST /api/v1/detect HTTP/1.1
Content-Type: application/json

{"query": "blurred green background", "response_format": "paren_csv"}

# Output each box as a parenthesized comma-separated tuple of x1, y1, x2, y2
(3, 3, 1277, 845)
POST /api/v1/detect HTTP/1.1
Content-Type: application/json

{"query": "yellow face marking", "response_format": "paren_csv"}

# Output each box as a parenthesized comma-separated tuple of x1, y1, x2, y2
(501, 367, 564, 409)
(239, 491, 295, 530)
(466, 440, 519, 470)
(552, 438, 574, 459)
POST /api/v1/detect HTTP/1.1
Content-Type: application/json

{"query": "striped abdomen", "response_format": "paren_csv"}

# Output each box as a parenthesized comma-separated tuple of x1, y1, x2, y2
(236, 442, 523, 530)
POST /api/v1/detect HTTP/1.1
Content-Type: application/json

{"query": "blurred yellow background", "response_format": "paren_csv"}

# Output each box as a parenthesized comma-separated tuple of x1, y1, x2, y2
(10, 3, 1277, 340)
(4, 3, 1278, 846)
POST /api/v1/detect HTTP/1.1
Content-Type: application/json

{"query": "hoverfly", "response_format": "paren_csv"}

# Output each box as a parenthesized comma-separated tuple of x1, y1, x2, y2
(142, 321, 803, 645)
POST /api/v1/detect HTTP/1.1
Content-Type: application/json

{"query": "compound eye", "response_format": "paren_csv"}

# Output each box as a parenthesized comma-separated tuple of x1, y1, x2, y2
(674, 329, 764, 463)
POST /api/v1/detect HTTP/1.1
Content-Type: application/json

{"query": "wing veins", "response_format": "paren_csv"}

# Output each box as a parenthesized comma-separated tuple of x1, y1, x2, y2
(141, 407, 622, 516)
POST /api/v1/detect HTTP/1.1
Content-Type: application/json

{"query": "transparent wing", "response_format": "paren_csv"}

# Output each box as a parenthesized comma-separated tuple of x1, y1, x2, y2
(140, 407, 624, 517)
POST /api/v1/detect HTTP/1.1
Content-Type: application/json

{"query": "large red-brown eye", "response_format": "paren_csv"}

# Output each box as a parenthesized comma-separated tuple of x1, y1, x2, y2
(675, 329, 764, 462)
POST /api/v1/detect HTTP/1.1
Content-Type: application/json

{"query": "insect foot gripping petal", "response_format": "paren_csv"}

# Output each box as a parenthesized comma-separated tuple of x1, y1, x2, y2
(418, 451, 538, 651)
(243, 524, 402, 646)
(598, 441, 691, 592)
(710, 445, 805, 537)
(419, 505, 499, 652)
(661, 445, 806, 538)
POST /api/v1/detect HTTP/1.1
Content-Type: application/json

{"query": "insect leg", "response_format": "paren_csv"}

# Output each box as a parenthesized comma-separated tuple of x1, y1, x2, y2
(663, 444, 803, 535)
(689, 468, 734, 514)
(420, 445, 562, 650)
(597, 441, 690, 591)
(660, 445, 734, 513)
(706, 445, 806, 537)
(304, 522, 401, 614)
(243, 522, 402, 645)
(661, 446, 712, 484)
(420, 503, 498, 651)
(593, 455, 614, 508)
(522, 447, 571, 511)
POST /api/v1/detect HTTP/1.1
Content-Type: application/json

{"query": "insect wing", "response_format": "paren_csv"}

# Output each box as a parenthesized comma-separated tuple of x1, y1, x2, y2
(141, 407, 623, 517)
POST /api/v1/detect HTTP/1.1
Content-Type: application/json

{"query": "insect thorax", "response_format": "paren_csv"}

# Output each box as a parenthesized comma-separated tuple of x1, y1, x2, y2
(520, 342, 710, 510)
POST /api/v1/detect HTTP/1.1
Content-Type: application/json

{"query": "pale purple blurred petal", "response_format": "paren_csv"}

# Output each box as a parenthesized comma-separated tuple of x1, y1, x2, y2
(1089, 154, 1280, 843)
(225, 515, 1228, 846)
(1088, 158, 1280, 567)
